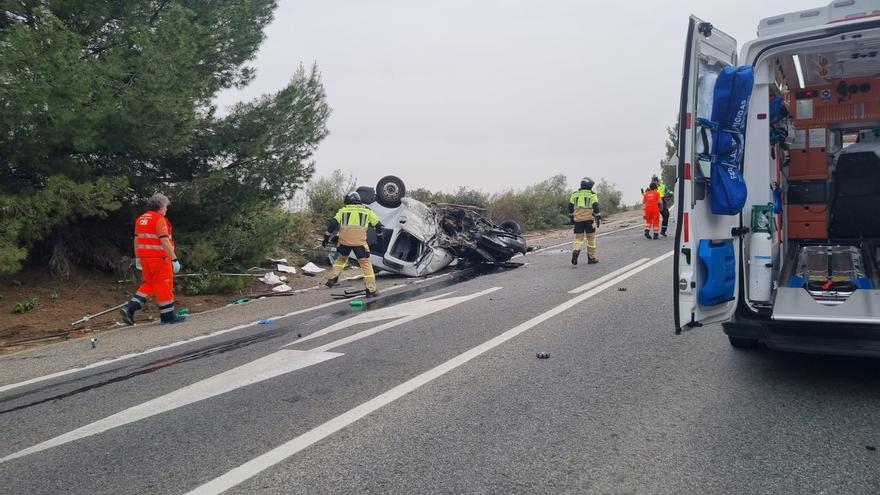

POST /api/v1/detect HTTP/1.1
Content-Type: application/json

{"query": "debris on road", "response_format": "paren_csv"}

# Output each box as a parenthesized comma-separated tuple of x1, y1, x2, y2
(90, 337, 98, 349)
(272, 284, 292, 293)
(71, 302, 128, 327)
(258, 272, 285, 285)
(301, 262, 325, 275)
(277, 264, 297, 274)
(536, 352, 550, 359)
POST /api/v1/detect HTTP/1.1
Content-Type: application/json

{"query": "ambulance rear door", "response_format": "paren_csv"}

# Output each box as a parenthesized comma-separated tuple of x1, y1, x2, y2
(674, 17, 744, 332)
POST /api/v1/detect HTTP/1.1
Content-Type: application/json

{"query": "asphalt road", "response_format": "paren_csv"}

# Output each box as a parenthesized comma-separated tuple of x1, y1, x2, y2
(1, 224, 879, 494)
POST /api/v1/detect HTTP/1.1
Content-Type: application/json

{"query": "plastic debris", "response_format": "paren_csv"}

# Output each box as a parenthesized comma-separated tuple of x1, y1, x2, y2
(259, 319, 273, 324)
(90, 338, 98, 349)
(536, 352, 550, 359)
(177, 307, 190, 317)
(230, 297, 251, 305)
(258, 271, 284, 285)
(277, 264, 297, 274)
(617, 287, 627, 292)
(350, 300, 364, 308)
(301, 262, 325, 275)
(267, 257, 289, 263)
(272, 284, 292, 293)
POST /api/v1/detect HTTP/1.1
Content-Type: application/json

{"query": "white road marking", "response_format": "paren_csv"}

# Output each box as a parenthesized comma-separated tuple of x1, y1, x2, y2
(568, 258, 650, 294)
(184, 250, 675, 495)
(0, 287, 500, 464)
(284, 288, 500, 348)
(0, 350, 342, 464)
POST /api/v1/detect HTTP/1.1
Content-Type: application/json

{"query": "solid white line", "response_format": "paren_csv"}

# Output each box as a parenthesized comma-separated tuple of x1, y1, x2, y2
(0, 350, 342, 464)
(568, 258, 650, 294)
(184, 250, 675, 495)
(527, 223, 646, 255)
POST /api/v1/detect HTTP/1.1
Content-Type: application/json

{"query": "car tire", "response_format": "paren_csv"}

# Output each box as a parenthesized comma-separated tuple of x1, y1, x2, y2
(728, 336, 759, 349)
(376, 176, 406, 208)
(498, 220, 522, 235)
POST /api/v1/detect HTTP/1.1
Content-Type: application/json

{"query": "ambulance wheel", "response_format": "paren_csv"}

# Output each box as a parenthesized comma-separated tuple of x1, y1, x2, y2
(728, 336, 759, 349)
(376, 176, 406, 208)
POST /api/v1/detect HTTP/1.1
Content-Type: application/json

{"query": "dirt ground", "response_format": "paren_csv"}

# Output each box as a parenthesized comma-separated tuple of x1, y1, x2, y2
(0, 264, 344, 350)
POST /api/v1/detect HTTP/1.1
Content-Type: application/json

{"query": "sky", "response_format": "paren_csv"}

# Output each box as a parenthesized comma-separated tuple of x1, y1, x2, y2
(215, 0, 814, 204)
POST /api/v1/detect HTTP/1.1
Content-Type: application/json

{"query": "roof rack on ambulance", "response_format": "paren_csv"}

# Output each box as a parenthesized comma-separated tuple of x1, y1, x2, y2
(757, 0, 880, 38)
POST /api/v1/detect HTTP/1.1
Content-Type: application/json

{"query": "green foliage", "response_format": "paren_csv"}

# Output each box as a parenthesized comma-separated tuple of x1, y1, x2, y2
(307, 170, 355, 226)
(660, 120, 679, 191)
(12, 297, 39, 314)
(594, 178, 624, 215)
(409, 187, 490, 208)
(181, 275, 251, 296)
(287, 211, 318, 248)
(487, 175, 570, 231)
(0, 3, 330, 279)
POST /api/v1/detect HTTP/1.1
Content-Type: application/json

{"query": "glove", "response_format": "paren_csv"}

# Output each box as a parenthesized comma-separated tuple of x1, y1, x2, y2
(322, 232, 331, 248)
(172, 259, 181, 274)
(568, 215, 574, 225)
(135, 258, 142, 270)
(595, 217, 601, 229)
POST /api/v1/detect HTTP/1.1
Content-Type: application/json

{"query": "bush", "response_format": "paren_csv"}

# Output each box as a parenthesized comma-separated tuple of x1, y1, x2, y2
(593, 178, 624, 215)
(307, 170, 355, 226)
(287, 210, 318, 248)
(487, 175, 570, 231)
(12, 297, 39, 314)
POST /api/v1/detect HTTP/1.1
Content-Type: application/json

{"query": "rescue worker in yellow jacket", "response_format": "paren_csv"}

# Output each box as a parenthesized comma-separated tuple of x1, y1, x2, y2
(568, 178, 601, 265)
(651, 174, 670, 237)
(322, 192, 385, 297)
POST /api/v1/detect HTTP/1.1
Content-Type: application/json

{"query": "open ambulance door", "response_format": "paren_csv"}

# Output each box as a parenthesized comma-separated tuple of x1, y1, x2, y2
(674, 17, 743, 333)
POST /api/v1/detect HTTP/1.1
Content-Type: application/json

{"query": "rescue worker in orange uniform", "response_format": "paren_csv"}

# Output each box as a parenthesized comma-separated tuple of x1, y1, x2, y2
(120, 193, 185, 325)
(322, 192, 385, 297)
(568, 177, 601, 265)
(643, 182, 662, 240)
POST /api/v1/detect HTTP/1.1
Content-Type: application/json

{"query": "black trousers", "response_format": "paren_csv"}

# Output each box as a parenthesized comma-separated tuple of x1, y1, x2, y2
(660, 203, 670, 232)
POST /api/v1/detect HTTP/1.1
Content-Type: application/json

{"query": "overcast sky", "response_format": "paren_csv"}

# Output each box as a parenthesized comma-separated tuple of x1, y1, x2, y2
(215, 0, 814, 204)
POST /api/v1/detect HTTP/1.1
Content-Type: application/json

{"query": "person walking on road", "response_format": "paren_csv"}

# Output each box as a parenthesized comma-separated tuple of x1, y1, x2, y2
(643, 183, 662, 240)
(120, 193, 185, 325)
(569, 177, 601, 265)
(650, 174, 670, 237)
(323, 192, 385, 297)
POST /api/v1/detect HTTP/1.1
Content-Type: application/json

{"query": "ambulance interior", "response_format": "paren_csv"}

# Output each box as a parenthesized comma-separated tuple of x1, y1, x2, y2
(747, 34, 880, 323)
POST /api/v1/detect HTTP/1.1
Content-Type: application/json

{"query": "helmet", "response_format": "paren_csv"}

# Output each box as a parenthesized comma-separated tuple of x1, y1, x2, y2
(651, 174, 659, 183)
(649, 182, 658, 190)
(580, 177, 595, 190)
(344, 191, 362, 204)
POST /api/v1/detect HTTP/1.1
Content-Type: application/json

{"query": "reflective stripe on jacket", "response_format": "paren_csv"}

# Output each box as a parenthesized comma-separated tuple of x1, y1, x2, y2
(135, 211, 173, 258)
(570, 189, 599, 222)
(334, 204, 380, 246)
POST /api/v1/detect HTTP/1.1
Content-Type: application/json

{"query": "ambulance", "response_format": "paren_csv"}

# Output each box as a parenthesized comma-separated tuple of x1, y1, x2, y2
(675, 0, 880, 355)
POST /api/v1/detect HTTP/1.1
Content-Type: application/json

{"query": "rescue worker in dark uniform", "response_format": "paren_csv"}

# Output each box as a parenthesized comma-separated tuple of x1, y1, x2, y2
(568, 178, 601, 265)
(323, 192, 385, 297)
(120, 193, 185, 325)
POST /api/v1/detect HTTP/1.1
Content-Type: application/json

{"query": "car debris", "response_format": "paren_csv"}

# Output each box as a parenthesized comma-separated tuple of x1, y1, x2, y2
(331, 176, 527, 277)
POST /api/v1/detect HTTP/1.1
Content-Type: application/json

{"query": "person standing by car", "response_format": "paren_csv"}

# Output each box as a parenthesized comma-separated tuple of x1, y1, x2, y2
(323, 192, 386, 297)
(568, 177, 601, 265)
(120, 193, 185, 325)
(643, 183, 662, 240)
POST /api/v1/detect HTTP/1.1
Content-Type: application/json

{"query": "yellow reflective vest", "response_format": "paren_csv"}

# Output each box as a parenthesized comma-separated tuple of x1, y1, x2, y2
(569, 189, 599, 222)
(334, 204, 380, 246)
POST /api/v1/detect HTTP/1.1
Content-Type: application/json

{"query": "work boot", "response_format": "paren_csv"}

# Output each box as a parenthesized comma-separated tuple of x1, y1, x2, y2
(366, 289, 379, 298)
(588, 257, 599, 265)
(660, 229, 668, 237)
(325, 276, 339, 288)
(571, 250, 580, 265)
(644, 230, 651, 240)
(653, 233, 659, 240)
(120, 307, 135, 326)
(162, 315, 186, 325)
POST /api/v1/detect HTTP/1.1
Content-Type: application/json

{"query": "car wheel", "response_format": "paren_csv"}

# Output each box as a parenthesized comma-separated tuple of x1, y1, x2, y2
(728, 336, 759, 349)
(498, 220, 522, 235)
(376, 176, 406, 208)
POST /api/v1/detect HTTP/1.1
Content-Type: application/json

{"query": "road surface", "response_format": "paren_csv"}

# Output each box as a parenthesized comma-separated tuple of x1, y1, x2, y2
(1, 223, 879, 494)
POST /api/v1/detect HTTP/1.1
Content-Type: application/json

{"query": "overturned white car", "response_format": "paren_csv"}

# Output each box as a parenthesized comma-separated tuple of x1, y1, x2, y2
(336, 176, 527, 277)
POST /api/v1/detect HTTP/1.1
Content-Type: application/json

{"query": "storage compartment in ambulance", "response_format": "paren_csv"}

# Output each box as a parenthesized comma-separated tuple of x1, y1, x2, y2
(674, 3, 880, 347)
(746, 39, 880, 325)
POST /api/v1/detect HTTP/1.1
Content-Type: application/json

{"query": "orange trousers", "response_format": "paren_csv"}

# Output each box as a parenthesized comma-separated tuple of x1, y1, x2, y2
(137, 257, 175, 306)
(644, 207, 661, 233)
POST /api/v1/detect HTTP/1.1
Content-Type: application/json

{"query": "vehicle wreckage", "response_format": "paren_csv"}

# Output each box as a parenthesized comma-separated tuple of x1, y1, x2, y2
(332, 176, 527, 277)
